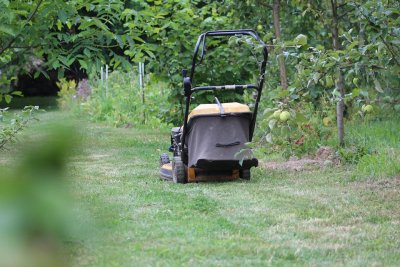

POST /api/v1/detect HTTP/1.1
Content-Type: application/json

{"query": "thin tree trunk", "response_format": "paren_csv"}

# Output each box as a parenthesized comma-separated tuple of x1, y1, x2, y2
(331, 0, 345, 146)
(358, 22, 366, 92)
(272, 0, 288, 90)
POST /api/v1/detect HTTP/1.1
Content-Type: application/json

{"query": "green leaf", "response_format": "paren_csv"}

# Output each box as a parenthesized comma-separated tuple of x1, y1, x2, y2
(144, 50, 155, 58)
(263, 108, 275, 117)
(0, 25, 15, 36)
(294, 112, 307, 124)
(132, 36, 145, 43)
(115, 35, 124, 48)
(325, 76, 334, 88)
(38, 69, 49, 79)
(57, 19, 62, 31)
(269, 119, 276, 130)
(280, 126, 290, 138)
(11, 91, 23, 96)
(5, 94, 12, 104)
(58, 10, 68, 23)
(78, 59, 88, 70)
(352, 88, 360, 97)
(266, 133, 273, 144)
(373, 77, 384, 93)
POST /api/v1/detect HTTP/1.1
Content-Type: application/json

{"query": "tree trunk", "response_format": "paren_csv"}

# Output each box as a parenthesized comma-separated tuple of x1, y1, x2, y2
(331, 0, 345, 146)
(272, 0, 288, 90)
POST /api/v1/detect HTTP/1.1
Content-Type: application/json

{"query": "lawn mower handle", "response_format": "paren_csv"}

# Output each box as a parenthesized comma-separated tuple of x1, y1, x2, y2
(180, 30, 268, 161)
(189, 29, 268, 83)
(191, 84, 258, 92)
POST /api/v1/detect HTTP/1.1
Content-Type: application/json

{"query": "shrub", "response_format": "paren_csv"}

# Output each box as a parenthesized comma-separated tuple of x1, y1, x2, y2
(78, 70, 170, 128)
(256, 92, 338, 159)
(0, 106, 39, 150)
(57, 78, 77, 110)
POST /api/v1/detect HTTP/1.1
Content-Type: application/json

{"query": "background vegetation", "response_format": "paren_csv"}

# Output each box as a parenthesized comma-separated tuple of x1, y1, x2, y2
(1, 0, 399, 156)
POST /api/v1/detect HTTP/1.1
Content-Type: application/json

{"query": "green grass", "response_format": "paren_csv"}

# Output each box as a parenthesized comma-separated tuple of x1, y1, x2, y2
(347, 119, 400, 178)
(0, 96, 58, 110)
(1, 111, 399, 266)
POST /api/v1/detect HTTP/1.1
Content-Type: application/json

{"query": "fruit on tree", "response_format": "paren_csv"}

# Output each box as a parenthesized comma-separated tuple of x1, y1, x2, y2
(257, 24, 263, 31)
(365, 105, 373, 113)
(279, 111, 291, 122)
(273, 110, 282, 119)
(362, 104, 373, 113)
(294, 34, 307, 46)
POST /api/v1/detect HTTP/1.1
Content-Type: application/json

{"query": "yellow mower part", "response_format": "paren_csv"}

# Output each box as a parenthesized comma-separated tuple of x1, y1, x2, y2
(188, 102, 250, 120)
(161, 163, 172, 170)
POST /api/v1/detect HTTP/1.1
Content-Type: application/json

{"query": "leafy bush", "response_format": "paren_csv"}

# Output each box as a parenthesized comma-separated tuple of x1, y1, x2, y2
(57, 78, 77, 110)
(78, 71, 169, 128)
(0, 106, 39, 150)
(256, 86, 338, 159)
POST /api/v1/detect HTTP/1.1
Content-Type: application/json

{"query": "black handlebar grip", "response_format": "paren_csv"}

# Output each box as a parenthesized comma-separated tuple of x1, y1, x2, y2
(183, 77, 192, 96)
(182, 69, 187, 78)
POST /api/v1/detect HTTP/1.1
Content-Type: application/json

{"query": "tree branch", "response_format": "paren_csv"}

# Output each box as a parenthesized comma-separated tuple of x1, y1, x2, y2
(351, 2, 400, 66)
(0, 0, 44, 56)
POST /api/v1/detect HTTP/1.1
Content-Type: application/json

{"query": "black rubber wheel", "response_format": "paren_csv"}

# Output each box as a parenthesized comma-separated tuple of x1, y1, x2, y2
(240, 169, 251, 180)
(160, 153, 170, 167)
(172, 156, 186, 183)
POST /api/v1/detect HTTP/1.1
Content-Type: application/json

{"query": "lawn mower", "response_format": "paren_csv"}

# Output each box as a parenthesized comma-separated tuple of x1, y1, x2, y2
(160, 29, 268, 183)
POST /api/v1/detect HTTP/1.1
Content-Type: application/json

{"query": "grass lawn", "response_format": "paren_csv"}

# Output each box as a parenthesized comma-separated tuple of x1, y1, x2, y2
(2, 111, 399, 266)
(0, 96, 58, 110)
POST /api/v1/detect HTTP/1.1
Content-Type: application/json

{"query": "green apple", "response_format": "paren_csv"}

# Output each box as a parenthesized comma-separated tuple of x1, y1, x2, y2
(294, 34, 307, 46)
(364, 104, 373, 113)
(273, 109, 282, 119)
(279, 111, 291, 122)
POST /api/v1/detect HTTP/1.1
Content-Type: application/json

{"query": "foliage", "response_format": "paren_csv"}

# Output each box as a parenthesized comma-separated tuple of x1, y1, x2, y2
(144, 1, 259, 124)
(0, 90, 23, 104)
(1, 0, 399, 154)
(226, 0, 400, 155)
(257, 96, 333, 159)
(0, 121, 88, 267)
(79, 70, 169, 127)
(0, 0, 195, 89)
(0, 105, 39, 150)
(57, 78, 77, 110)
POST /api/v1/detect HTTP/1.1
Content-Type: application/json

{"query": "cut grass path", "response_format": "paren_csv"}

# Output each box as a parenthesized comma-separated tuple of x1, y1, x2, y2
(4, 111, 400, 266)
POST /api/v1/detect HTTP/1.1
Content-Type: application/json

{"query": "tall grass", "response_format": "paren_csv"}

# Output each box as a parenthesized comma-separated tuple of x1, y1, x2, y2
(347, 119, 400, 178)
(66, 71, 170, 128)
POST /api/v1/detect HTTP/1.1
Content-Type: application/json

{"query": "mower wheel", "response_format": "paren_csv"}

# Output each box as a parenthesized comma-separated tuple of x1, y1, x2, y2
(240, 169, 251, 180)
(160, 153, 170, 167)
(172, 156, 186, 183)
